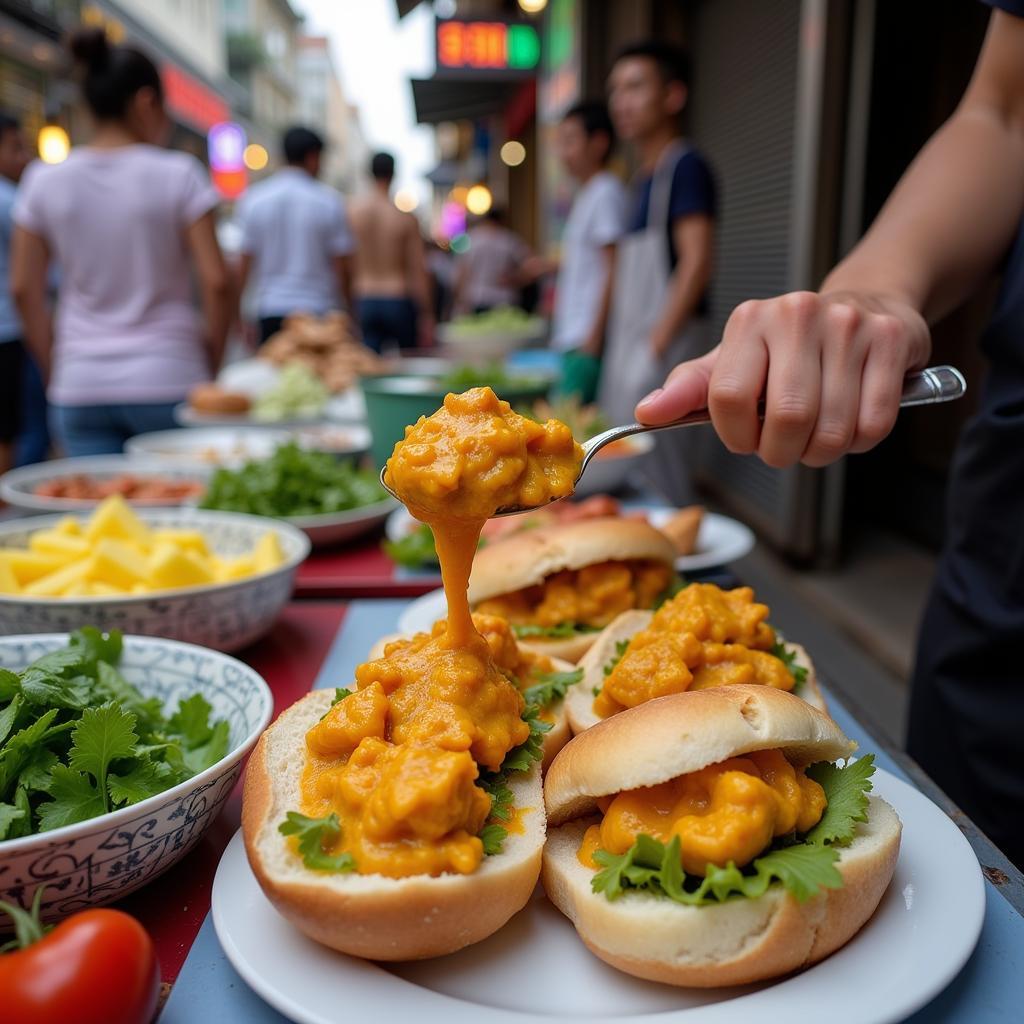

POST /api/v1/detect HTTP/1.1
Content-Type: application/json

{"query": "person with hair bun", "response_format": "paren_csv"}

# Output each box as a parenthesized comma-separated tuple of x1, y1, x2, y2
(9, 27, 232, 455)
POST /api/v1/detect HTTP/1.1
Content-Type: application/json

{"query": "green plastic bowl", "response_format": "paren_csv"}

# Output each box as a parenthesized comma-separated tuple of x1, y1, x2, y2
(361, 374, 552, 468)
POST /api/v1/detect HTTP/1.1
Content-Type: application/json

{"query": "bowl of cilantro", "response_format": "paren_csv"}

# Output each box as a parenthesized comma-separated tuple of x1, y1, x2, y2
(0, 628, 272, 922)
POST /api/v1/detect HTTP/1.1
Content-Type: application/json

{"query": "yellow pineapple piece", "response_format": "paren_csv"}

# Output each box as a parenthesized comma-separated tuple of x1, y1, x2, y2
(148, 543, 215, 590)
(0, 549, 68, 585)
(151, 529, 209, 556)
(89, 580, 126, 596)
(0, 558, 20, 594)
(53, 516, 82, 536)
(24, 558, 94, 597)
(252, 532, 284, 574)
(84, 495, 151, 546)
(90, 539, 150, 589)
(29, 531, 91, 560)
(62, 579, 92, 597)
(215, 554, 256, 582)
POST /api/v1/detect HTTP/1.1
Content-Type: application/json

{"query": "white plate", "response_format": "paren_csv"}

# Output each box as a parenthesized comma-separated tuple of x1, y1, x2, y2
(285, 497, 399, 549)
(385, 507, 753, 576)
(211, 768, 983, 1024)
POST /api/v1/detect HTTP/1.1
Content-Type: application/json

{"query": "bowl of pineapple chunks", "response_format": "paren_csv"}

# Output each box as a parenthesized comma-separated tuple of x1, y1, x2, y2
(0, 495, 311, 651)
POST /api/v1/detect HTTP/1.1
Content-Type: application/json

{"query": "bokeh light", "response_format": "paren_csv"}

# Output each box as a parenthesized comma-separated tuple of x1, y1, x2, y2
(38, 125, 69, 164)
(466, 184, 493, 216)
(243, 143, 268, 171)
(518, 0, 548, 12)
(394, 189, 418, 213)
(500, 140, 526, 167)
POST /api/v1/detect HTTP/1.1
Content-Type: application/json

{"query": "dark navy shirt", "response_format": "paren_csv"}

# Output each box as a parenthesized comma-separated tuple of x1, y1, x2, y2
(628, 147, 716, 315)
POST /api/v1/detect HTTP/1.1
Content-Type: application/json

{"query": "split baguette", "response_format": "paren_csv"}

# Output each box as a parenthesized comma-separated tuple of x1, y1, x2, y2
(242, 689, 545, 961)
(565, 609, 827, 735)
(542, 686, 901, 987)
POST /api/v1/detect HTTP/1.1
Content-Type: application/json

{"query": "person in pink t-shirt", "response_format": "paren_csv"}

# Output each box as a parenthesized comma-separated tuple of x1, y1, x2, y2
(10, 27, 232, 456)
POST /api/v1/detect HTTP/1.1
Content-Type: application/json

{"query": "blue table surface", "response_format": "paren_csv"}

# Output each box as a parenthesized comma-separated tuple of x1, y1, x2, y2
(161, 600, 1024, 1024)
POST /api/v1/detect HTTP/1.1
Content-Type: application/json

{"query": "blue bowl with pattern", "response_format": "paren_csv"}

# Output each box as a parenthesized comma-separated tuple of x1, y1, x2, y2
(0, 509, 311, 653)
(0, 633, 273, 923)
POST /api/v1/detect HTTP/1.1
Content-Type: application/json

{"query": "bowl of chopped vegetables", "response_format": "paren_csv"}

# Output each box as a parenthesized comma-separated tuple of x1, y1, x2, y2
(0, 628, 273, 922)
(198, 443, 398, 548)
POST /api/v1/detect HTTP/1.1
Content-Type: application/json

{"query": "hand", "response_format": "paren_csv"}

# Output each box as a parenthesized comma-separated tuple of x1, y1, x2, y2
(635, 291, 931, 467)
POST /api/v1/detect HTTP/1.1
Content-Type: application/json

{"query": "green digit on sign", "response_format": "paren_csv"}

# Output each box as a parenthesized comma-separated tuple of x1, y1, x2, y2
(507, 25, 540, 69)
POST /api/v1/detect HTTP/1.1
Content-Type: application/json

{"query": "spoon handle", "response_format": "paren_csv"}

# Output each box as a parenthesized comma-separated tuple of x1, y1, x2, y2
(582, 365, 967, 463)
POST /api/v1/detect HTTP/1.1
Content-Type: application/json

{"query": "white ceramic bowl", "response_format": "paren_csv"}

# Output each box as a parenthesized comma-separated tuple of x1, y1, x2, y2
(284, 497, 399, 548)
(436, 321, 547, 364)
(0, 455, 212, 516)
(0, 509, 311, 652)
(573, 433, 655, 497)
(0, 633, 273, 922)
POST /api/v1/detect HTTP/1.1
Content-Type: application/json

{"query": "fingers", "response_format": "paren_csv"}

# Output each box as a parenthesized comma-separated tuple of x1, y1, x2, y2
(635, 347, 719, 424)
(849, 334, 908, 453)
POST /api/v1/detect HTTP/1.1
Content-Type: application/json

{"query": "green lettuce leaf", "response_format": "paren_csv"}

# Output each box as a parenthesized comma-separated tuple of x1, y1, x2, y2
(512, 622, 600, 640)
(522, 667, 582, 708)
(805, 754, 874, 846)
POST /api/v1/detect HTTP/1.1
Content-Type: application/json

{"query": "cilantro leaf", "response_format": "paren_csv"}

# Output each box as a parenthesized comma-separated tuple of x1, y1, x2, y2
(522, 668, 583, 708)
(479, 776, 514, 824)
(331, 688, 353, 705)
(479, 823, 508, 856)
(0, 709, 59, 795)
(69, 627, 123, 666)
(805, 755, 875, 846)
(770, 639, 808, 689)
(603, 639, 630, 678)
(0, 693, 22, 747)
(180, 720, 229, 775)
(0, 669, 19, 702)
(94, 661, 163, 732)
(654, 576, 687, 609)
(592, 833, 842, 906)
(37, 765, 108, 831)
(279, 811, 357, 872)
(17, 748, 60, 794)
(167, 693, 215, 747)
(512, 622, 600, 640)
(67, 704, 138, 814)
(500, 704, 551, 774)
(18, 670, 92, 710)
(108, 759, 177, 806)
(0, 803, 25, 840)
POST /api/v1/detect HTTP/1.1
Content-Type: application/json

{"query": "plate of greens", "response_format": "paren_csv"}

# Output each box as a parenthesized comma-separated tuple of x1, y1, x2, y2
(199, 442, 398, 548)
(0, 628, 272, 921)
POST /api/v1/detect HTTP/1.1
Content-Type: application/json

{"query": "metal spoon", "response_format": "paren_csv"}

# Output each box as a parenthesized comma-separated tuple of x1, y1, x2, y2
(381, 365, 966, 517)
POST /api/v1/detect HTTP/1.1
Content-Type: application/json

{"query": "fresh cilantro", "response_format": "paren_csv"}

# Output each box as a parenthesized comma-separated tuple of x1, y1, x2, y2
(480, 823, 508, 856)
(591, 756, 875, 906)
(770, 639, 808, 689)
(500, 704, 552, 774)
(512, 622, 600, 640)
(279, 811, 357, 872)
(0, 630, 231, 839)
(522, 668, 583, 708)
(383, 523, 437, 568)
(200, 441, 388, 518)
(805, 755, 875, 846)
(479, 776, 514, 823)
(331, 688, 353, 705)
(604, 639, 630, 678)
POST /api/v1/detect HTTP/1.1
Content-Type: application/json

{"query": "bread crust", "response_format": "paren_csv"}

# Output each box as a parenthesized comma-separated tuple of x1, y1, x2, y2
(546, 685, 856, 826)
(541, 795, 901, 987)
(242, 690, 544, 960)
(565, 611, 827, 734)
(467, 517, 677, 605)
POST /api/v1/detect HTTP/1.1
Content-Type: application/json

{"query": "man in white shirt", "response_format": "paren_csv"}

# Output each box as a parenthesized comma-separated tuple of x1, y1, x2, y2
(237, 126, 356, 343)
(549, 101, 628, 402)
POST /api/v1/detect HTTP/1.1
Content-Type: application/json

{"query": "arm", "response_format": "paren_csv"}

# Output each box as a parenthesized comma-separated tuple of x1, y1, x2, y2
(404, 218, 434, 347)
(185, 211, 233, 375)
(332, 254, 355, 313)
(637, 9, 1024, 467)
(650, 215, 714, 357)
(10, 226, 53, 380)
(236, 251, 252, 301)
(581, 243, 617, 356)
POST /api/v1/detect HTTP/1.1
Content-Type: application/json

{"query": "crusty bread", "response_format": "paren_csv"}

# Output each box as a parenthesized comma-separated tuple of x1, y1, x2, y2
(242, 689, 545, 961)
(366, 632, 572, 768)
(467, 517, 678, 605)
(542, 794, 901, 987)
(189, 382, 251, 414)
(546, 685, 856, 826)
(565, 611, 826, 734)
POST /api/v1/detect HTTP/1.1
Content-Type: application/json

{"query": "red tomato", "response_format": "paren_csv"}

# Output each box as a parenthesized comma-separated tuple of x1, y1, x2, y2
(0, 907, 159, 1024)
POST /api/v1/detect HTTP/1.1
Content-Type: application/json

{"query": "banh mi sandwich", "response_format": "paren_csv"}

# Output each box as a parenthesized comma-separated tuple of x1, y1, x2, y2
(566, 582, 826, 734)
(469, 517, 680, 663)
(368, 612, 581, 767)
(243, 387, 584, 959)
(543, 685, 901, 987)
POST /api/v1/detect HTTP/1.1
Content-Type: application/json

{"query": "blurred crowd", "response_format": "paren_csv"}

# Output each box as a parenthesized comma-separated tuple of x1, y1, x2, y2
(0, 29, 709, 494)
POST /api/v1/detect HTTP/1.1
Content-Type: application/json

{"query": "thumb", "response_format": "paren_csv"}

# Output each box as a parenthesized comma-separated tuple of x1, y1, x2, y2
(634, 347, 719, 424)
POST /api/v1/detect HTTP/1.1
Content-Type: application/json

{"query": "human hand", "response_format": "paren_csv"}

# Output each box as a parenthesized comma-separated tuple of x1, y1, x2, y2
(634, 291, 931, 467)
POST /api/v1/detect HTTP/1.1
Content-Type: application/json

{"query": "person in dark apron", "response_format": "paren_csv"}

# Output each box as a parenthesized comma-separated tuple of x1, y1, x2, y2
(602, 42, 716, 505)
(632, 3, 1024, 866)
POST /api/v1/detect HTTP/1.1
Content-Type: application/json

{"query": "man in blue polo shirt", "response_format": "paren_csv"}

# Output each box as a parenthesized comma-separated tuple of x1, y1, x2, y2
(637, 2, 1024, 866)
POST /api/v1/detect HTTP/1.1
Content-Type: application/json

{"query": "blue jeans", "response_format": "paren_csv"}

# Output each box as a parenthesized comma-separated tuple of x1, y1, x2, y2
(52, 402, 180, 456)
(358, 297, 417, 353)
